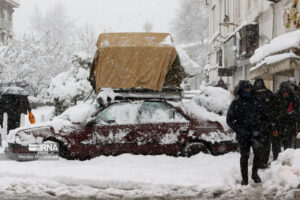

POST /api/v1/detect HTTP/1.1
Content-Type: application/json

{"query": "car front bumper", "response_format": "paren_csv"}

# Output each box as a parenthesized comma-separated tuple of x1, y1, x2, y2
(5, 143, 38, 161)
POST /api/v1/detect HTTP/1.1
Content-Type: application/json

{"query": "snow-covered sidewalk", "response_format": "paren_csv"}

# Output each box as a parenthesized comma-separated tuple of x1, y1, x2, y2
(0, 149, 299, 199)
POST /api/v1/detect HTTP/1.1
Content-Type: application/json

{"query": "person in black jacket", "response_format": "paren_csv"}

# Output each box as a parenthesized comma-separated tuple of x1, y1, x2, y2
(272, 81, 299, 160)
(253, 78, 275, 168)
(0, 94, 31, 133)
(227, 80, 269, 185)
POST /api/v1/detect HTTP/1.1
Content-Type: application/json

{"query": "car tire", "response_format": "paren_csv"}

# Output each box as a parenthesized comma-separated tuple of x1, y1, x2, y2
(182, 142, 211, 157)
(43, 139, 70, 159)
(58, 142, 70, 159)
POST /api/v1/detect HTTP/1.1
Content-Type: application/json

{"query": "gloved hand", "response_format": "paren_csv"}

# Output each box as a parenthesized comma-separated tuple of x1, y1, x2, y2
(267, 123, 277, 132)
(273, 130, 279, 137)
(288, 110, 297, 119)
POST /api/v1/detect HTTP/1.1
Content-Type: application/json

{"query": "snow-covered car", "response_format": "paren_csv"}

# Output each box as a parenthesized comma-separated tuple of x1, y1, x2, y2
(6, 99, 237, 161)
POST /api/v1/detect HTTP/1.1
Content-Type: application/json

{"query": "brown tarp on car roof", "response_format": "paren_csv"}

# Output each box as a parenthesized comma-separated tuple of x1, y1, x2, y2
(90, 32, 181, 92)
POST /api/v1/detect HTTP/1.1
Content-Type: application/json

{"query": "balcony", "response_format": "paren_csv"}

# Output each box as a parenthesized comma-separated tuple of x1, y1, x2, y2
(4, 0, 19, 7)
(0, 18, 12, 32)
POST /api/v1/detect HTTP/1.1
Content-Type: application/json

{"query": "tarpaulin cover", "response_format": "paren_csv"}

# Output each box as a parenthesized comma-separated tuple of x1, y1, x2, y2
(91, 32, 179, 91)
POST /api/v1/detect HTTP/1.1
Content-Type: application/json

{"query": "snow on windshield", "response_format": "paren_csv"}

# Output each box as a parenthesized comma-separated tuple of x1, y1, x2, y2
(97, 102, 141, 125)
(60, 103, 97, 123)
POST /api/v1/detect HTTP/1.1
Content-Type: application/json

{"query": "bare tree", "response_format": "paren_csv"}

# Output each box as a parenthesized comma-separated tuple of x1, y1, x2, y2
(76, 24, 98, 56)
(30, 3, 76, 44)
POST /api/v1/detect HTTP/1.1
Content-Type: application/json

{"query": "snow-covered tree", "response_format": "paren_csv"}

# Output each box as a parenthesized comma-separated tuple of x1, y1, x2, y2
(30, 3, 75, 44)
(171, 0, 208, 44)
(48, 52, 93, 115)
(76, 24, 98, 57)
(171, 0, 208, 67)
(0, 35, 74, 97)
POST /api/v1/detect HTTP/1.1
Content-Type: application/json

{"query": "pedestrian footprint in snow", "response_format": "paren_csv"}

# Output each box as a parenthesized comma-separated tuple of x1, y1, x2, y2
(227, 80, 269, 185)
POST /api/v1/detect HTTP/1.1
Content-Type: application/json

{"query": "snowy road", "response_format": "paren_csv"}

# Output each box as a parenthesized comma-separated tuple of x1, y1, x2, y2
(0, 149, 299, 200)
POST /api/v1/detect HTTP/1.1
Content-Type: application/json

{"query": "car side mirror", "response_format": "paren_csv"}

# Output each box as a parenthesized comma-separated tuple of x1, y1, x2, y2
(85, 118, 96, 127)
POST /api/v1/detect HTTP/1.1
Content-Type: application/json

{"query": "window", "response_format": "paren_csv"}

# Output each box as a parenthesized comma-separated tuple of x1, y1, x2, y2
(216, 49, 223, 67)
(138, 102, 187, 124)
(237, 24, 259, 58)
(96, 102, 141, 125)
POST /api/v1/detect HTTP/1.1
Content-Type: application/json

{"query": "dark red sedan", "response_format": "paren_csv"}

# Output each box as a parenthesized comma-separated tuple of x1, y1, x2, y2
(6, 100, 237, 161)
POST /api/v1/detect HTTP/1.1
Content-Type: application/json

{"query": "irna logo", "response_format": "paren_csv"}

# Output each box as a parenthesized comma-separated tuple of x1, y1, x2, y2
(29, 143, 59, 152)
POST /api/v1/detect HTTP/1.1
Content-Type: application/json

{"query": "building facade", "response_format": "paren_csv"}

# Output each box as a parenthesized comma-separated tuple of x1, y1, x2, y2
(0, 0, 19, 45)
(250, 0, 300, 91)
(207, 0, 298, 91)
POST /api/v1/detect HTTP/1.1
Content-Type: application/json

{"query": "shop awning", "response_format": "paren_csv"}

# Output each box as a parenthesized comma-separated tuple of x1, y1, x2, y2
(250, 57, 300, 80)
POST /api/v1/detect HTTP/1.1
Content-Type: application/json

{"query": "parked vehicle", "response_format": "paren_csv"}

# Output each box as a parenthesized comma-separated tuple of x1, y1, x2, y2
(6, 89, 237, 161)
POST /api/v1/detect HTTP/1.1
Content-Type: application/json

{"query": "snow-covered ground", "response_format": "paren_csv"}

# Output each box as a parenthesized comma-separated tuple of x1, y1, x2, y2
(0, 148, 300, 199)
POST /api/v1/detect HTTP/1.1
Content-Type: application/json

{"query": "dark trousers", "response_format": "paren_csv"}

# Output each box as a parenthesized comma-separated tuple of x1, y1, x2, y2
(239, 139, 262, 181)
(7, 117, 20, 133)
(260, 133, 271, 165)
(272, 134, 295, 160)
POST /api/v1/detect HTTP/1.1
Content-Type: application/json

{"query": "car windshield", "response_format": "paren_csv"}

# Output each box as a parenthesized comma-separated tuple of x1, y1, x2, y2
(95, 102, 141, 125)
(139, 101, 188, 123)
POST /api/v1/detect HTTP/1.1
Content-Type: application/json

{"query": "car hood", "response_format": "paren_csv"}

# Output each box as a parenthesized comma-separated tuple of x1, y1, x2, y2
(7, 117, 75, 145)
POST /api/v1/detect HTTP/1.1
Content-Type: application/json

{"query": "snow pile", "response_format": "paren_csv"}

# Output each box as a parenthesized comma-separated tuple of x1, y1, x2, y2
(175, 46, 202, 76)
(0, 86, 29, 96)
(250, 30, 300, 64)
(0, 149, 299, 198)
(97, 88, 120, 105)
(192, 85, 233, 115)
(250, 52, 300, 72)
(159, 35, 173, 46)
(183, 100, 230, 131)
(60, 103, 97, 123)
(197, 131, 236, 143)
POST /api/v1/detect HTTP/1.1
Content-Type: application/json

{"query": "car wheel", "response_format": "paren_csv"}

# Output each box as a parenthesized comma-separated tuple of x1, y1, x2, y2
(43, 139, 70, 159)
(58, 142, 70, 159)
(182, 142, 210, 157)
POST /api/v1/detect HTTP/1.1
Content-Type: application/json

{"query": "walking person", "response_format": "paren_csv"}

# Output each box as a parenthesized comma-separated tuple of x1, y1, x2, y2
(272, 81, 299, 160)
(227, 80, 269, 185)
(253, 78, 274, 168)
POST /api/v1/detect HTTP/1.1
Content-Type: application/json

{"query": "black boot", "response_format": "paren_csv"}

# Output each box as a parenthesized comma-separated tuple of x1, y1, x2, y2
(241, 178, 248, 185)
(251, 173, 261, 183)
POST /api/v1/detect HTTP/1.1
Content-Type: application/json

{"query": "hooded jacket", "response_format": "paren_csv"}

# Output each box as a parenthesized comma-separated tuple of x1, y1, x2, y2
(273, 81, 300, 130)
(227, 80, 269, 143)
(253, 79, 275, 123)
(0, 94, 31, 126)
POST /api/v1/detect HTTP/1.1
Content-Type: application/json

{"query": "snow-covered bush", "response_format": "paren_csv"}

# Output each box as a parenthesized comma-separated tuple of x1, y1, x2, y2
(48, 52, 93, 115)
(0, 36, 74, 97)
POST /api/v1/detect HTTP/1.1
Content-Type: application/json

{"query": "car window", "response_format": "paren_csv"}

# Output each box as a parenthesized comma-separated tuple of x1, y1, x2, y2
(139, 102, 188, 124)
(95, 102, 141, 125)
